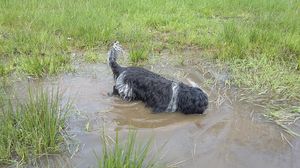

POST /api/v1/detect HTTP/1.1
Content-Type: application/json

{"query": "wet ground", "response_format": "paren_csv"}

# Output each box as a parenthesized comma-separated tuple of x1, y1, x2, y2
(11, 54, 300, 168)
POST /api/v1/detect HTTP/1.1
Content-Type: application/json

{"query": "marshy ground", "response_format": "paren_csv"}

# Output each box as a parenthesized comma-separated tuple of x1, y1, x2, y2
(0, 0, 300, 167)
(2, 52, 300, 168)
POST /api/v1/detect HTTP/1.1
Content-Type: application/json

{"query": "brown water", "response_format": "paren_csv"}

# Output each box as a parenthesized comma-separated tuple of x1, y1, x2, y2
(12, 55, 300, 168)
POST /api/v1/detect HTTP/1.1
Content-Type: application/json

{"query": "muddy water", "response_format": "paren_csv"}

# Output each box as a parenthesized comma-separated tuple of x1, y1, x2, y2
(14, 56, 300, 168)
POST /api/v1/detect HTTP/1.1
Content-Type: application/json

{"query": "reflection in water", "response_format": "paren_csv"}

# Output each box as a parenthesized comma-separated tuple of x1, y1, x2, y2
(12, 56, 300, 168)
(109, 101, 202, 128)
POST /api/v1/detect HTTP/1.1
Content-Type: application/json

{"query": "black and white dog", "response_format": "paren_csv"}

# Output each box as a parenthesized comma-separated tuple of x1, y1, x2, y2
(108, 41, 208, 114)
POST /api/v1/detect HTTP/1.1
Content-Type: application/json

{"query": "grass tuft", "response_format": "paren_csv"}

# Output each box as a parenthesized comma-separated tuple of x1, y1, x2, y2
(16, 55, 72, 77)
(0, 88, 70, 165)
(0, 64, 13, 77)
(229, 57, 300, 99)
(84, 51, 106, 63)
(129, 45, 149, 64)
(265, 105, 300, 137)
(98, 130, 159, 168)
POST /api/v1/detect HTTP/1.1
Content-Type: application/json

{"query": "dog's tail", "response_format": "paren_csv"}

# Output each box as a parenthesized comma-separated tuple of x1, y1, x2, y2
(108, 41, 123, 75)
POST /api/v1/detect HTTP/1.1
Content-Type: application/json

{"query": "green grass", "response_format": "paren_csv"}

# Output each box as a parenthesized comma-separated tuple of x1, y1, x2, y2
(0, 0, 299, 120)
(0, 63, 13, 77)
(0, 54, 72, 78)
(84, 51, 101, 63)
(230, 57, 300, 100)
(84, 51, 107, 63)
(129, 44, 149, 64)
(0, 88, 70, 166)
(16, 55, 72, 77)
(98, 130, 159, 168)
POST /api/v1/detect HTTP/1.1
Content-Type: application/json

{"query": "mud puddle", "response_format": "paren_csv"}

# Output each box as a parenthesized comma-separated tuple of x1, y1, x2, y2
(12, 54, 300, 168)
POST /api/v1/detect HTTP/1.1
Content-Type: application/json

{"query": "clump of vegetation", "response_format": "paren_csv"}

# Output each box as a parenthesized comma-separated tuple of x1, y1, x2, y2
(16, 55, 72, 77)
(129, 45, 149, 64)
(84, 52, 100, 63)
(129, 49, 148, 64)
(84, 51, 106, 63)
(0, 64, 13, 77)
(229, 57, 300, 100)
(228, 56, 300, 125)
(98, 130, 159, 168)
(0, 89, 70, 165)
(266, 105, 300, 137)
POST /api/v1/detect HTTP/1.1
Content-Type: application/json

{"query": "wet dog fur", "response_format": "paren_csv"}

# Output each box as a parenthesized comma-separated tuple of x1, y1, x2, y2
(108, 41, 208, 114)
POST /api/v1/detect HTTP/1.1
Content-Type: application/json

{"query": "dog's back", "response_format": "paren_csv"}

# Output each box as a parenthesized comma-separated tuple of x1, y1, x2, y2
(119, 67, 174, 112)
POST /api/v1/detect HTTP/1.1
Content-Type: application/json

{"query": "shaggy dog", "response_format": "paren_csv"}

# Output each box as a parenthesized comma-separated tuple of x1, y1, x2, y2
(108, 41, 208, 114)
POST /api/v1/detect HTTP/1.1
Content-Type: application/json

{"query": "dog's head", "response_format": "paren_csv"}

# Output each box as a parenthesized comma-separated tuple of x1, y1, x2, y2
(178, 85, 208, 114)
(192, 87, 208, 114)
